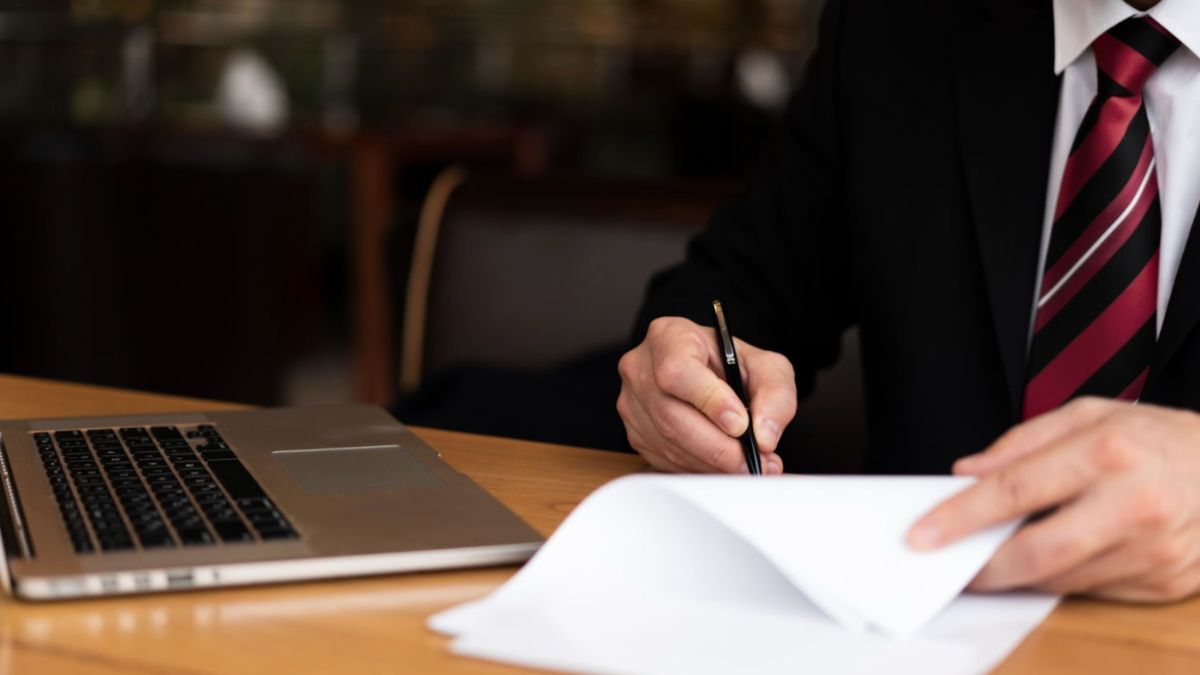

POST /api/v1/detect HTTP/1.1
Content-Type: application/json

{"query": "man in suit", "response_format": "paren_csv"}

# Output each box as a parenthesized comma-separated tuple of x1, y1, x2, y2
(618, 0, 1200, 602)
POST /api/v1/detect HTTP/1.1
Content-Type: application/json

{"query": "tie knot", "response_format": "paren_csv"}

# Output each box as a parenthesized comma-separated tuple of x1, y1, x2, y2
(1094, 16, 1180, 95)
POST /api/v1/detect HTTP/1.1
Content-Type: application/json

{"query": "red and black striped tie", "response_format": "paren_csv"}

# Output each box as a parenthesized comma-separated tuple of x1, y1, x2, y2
(1023, 17, 1180, 420)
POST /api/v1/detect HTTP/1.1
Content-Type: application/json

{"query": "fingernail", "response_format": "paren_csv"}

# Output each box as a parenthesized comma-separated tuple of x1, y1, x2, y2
(720, 410, 747, 436)
(908, 522, 941, 551)
(739, 462, 750, 475)
(760, 419, 782, 448)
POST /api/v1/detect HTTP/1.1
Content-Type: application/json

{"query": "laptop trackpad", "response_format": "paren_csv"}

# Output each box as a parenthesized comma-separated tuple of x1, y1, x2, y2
(272, 445, 443, 493)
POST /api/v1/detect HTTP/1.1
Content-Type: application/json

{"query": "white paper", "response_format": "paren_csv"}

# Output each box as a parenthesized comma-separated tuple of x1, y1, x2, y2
(431, 475, 1060, 675)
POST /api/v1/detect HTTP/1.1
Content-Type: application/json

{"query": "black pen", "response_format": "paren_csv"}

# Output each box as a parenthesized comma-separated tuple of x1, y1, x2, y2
(711, 300, 762, 476)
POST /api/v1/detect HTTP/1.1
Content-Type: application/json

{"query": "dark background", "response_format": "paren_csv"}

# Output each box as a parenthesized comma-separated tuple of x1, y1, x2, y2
(0, 0, 824, 452)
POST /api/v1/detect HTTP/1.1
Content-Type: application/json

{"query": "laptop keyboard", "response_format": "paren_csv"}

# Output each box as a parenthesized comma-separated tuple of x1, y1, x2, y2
(31, 424, 298, 554)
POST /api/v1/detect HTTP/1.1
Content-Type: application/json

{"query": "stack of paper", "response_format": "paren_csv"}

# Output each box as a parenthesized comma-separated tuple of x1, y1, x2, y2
(431, 475, 1059, 674)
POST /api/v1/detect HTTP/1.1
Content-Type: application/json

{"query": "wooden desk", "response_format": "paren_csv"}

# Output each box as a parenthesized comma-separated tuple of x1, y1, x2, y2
(0, 374, 1198, 674)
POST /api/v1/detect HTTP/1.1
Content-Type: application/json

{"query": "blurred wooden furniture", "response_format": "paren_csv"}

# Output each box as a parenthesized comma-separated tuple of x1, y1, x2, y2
(349, 127, 548, 406)
(0, 373, 1198, 674)
(400, 171, 734, 392)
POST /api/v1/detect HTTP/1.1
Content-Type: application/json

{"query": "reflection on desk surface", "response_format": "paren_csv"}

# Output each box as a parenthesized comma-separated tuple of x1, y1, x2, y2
(2, 574, 501, 638)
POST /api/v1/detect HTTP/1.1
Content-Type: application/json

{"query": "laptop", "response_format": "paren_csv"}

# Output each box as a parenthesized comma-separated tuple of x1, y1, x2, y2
(0, 405, 543, 600)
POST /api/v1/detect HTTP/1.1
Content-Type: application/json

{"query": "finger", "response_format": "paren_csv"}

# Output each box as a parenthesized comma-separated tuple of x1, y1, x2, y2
(627, 425, 678, 473)
(909, 424, 1112, 550)
(619, 390, 685, 473)
(1085, 564, 1200, 603)
(651, 330, 748, 437)
(738, 342, 797, 453)
(1036, 523, 1200, 596)
(620, 387, 710, 473)
(642, 386, 750, 473)
(763, 452, 784, 475)
(954, 397, 1120, 476)
(968, 487, 1131, 591)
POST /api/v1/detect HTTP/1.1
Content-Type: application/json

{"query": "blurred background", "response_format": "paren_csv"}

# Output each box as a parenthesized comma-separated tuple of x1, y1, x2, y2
(1, 0, 857, 464)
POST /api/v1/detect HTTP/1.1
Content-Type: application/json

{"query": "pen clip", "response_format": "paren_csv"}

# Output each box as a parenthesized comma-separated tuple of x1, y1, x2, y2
(712, 301, 737, 366)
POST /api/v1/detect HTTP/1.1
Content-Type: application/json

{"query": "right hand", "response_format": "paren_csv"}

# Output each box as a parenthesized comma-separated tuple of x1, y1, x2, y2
(617, 316, 797, 474)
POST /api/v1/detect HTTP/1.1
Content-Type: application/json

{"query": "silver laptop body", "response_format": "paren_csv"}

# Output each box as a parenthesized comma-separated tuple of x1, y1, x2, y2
(0, 405, 542, 600)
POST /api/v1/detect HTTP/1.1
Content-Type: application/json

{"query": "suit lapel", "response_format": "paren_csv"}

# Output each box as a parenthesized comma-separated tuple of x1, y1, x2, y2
(1147, 207, 1200, 393)
(953, 1, 1061, 419)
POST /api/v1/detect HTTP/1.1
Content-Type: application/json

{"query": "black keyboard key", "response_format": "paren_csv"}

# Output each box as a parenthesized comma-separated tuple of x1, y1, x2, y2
(167, 509, 199, 523)
(151, 426, 182, 439)
(92, 518, 126, 532)
(214, 521, 253, 543)
(247, 512, 285, 528)
(122, 502, 154, 515)
(199, 450, 236, 462)
(258, 526, 297, 540)
(172, 516, 205, 531)
(206, 460, 266, 500)
(129, 515, 164, 530)
(178, 528, 214, 546)
(86, 504, 119, 518)
(33, 432, 51, 442)
(125, 500, 157, 514)
(139, 533, 175, 549)
(100, 536, 135, 552)
(192, 491, 226, 505)
(159, 439, 189, 450)
(54, 430, 84, 441)
(205, 507, 238, 522)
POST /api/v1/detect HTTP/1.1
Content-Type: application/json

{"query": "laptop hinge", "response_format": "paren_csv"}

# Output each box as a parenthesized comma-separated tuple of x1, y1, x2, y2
(0, 434, 35, 562)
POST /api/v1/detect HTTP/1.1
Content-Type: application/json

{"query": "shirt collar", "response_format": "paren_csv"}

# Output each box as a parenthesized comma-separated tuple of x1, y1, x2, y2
(1053, 0, 1200, 74)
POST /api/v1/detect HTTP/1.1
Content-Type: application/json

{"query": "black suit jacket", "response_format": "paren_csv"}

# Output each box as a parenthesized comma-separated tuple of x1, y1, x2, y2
(635, 0, 1200, 474)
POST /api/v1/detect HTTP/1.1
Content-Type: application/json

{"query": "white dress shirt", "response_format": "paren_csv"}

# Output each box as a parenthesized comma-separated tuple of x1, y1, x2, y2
(1038, 0, 1200, 335)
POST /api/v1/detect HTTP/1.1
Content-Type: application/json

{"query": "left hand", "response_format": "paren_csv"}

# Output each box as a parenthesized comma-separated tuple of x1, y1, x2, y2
(907, 397, 1200, 602)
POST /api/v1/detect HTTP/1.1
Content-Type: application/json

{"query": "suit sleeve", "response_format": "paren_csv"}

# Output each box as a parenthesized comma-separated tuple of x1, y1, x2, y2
(632, 0, 854, 398)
